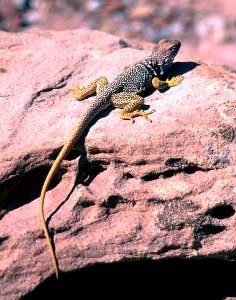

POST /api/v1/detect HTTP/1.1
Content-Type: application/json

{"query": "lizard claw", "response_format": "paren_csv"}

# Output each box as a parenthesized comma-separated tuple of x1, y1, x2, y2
(166, 75, 184, 87)
(68, 86, 87, 101)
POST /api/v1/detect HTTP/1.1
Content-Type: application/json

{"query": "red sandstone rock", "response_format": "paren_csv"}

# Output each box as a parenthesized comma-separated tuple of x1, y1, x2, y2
(0, 29, 236, 299)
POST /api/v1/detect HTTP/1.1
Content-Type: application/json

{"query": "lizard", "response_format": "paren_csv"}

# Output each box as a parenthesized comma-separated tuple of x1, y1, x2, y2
(39, 39, 183, 279)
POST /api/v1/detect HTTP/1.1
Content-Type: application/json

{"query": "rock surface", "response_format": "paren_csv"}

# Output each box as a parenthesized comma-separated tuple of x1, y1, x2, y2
(0, 29, 236, 299)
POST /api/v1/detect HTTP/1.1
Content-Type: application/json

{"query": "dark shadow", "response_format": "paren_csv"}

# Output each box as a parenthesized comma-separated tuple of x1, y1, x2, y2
(165, 61, 200, 77)
(23, 258, 236, 300)
(158, 61, 200, 94)
(141, 61, 199, 97)
(46, 107, 112, 224)
(0, 105, 112, 216)
(207, 204, 235, 220)
(0, 166, 64, 213)
(46, 152, 86, 226)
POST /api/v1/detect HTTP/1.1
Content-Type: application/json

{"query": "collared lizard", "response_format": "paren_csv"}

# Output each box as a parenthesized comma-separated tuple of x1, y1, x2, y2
(39, 39, 183, 278)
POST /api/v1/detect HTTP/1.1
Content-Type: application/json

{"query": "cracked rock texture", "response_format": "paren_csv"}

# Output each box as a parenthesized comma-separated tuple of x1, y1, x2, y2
(0, 29, 236, 299)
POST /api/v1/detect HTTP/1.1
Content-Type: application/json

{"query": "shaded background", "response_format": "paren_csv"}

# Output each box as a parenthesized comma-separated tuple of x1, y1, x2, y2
(23, 259, 236, 300)
(0, 0, 236, 67)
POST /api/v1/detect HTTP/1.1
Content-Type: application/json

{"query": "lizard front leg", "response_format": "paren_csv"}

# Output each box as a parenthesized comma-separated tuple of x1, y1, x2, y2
(112, 92, 155, 123)
(152, 75, 183, 90)
(69, 76, 109, 100)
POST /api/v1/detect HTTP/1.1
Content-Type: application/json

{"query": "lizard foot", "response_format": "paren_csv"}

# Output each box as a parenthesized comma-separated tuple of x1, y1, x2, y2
(120, 108, 156, 123)
(166, 75, 183, 87)
(68, 86, 88, 101)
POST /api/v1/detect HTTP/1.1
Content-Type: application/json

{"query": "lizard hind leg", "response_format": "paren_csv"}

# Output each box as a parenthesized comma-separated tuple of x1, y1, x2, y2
(112, 92, 156, 123)
(68, 76, 109, 101)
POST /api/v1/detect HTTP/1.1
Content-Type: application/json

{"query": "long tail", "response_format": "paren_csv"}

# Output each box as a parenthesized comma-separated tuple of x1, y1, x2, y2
(40, 99, 107, 278)
(40, 122, 84, 279)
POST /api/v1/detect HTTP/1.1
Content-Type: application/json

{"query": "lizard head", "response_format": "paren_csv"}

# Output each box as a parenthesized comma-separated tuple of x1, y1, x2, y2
(151, 39, 181, 75)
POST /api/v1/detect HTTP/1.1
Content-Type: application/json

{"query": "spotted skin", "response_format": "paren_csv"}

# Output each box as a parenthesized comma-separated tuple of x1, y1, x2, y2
(40, 39, 183, 279)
